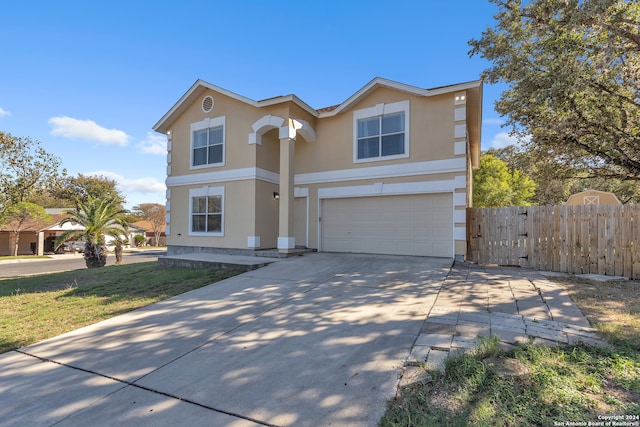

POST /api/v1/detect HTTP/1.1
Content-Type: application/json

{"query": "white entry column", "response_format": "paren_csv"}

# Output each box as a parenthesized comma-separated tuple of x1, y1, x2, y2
(277, 122, 296, 252)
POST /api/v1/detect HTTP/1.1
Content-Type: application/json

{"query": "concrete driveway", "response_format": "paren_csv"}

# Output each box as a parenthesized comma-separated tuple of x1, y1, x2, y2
(0, 253, 453, 426)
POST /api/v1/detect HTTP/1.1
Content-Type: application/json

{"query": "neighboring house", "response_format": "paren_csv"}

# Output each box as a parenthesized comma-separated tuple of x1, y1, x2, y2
(0, 225, 38, 256)
(153, 77, 482, 259)
(131, 220, 166, 246)
(566, 189, 622, 206)
(104, 225, 145, 251)
(0, 209, 83, 256)
(0, 208, 142, 256)
(40, 209, 85, 254)
(126, 224, 147, 247)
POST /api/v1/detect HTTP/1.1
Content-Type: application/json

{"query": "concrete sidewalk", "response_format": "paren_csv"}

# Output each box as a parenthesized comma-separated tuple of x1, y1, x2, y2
(0, 253, 82, 264)
(0, 254, 604, 426)
(0, 248, 166, 264)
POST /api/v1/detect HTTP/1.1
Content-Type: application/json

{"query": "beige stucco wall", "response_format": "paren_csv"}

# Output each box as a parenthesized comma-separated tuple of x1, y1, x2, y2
(254, 179, 280, 249)
(167, 180, 256, 250)
(0, 232, 37, 256)
(295, 88, 458, 175)
(168, 88, 319, 178)
(0, 233, 10, 256)
(255, 129, 280, 174)
(169, 89, 269, 177)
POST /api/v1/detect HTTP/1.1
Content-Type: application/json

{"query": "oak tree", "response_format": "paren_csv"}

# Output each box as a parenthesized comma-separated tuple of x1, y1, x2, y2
(0, 132, 65, 215)
(470, 0, 640, 180)
(489, 145, 640, 205)
(32, 174, 126, 209)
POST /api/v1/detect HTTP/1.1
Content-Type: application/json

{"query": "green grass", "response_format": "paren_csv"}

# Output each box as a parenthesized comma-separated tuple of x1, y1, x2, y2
(0, 262, 240, 354)
(380, 277, 640, 427)
(381, 337, 640, 426)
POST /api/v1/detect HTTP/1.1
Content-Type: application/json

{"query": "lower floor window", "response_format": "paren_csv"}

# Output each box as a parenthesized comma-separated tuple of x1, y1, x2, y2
(191, 195, 222, 233)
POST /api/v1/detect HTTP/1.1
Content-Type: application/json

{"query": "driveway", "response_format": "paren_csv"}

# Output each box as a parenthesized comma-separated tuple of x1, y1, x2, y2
(0, 253, 452, 426)
(0, 252, 603, 426)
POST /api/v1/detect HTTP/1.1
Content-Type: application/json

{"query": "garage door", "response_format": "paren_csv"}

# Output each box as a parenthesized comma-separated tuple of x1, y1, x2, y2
(321, 193, 453, 257)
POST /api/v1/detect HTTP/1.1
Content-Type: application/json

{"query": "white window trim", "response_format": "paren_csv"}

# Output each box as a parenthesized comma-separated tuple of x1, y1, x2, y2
(353, 100, 410, 164)
(189, 186, 224, 236)
(190, 116, 226, 170)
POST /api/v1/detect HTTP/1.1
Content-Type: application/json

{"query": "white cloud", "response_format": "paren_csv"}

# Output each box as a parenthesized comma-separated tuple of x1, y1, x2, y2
(49, 116, 131, 146)
(0, 107, 10, 117)
(489, 131, 530, 149)
(483, 118, 503, 126)
(137, 132, 167, 155)
(86, 170, 166, 200)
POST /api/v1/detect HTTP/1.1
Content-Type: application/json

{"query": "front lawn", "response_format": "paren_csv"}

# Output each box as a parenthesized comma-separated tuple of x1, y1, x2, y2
(0, 262, 240, 354)
(380, 276, 640, 426)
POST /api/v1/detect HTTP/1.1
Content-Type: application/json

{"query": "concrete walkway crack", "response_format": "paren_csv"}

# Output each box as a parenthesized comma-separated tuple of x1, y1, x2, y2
(16, 349, 282, 427)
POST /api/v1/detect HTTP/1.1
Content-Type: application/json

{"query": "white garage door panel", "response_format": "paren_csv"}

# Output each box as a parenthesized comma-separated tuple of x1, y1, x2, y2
(321, 193, 453, 257)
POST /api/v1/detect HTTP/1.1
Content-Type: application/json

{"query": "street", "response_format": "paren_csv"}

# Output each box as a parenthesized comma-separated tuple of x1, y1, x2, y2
(0, 250, 166, 278)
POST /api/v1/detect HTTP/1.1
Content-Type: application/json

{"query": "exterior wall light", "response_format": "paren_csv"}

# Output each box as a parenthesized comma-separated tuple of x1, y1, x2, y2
(273, 192, 280, 199)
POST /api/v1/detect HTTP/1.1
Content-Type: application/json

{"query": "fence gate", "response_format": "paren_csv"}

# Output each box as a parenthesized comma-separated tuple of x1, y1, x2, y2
(467, 205, 640, 279)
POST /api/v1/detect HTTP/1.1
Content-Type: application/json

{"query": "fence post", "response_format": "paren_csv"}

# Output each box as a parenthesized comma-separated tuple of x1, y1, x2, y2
(633, 207, 640, 279)
(517, 206, 528, 267)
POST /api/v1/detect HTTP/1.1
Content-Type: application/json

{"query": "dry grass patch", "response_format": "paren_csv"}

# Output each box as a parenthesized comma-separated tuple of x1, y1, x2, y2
(551, 276, 640, 350)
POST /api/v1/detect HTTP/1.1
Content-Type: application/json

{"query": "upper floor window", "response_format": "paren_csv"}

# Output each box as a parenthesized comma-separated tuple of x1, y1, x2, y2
(353, 100, 410, 163)
(191, 116, 225, 169)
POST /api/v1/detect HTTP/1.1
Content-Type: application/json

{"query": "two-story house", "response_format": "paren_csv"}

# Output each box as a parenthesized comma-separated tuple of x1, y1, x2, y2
(153, 77, 481, 259)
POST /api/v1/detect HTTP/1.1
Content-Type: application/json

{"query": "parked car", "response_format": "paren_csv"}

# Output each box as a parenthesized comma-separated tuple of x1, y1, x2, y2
(55, 241, 86, 254)
(69, 241, 86, 253)
(54, 243, 71, 254)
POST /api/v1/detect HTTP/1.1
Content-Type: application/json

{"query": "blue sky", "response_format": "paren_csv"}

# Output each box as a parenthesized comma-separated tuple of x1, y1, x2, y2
(0, 1, 511, 208)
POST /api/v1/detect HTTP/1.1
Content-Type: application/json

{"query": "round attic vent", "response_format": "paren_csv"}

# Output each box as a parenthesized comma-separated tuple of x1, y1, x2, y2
(202, 95, 214, 113)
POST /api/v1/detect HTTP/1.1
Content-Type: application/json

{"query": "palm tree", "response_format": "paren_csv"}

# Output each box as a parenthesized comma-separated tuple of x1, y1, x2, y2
(109, 234, 130, 265)
(55, 197, 129, 268)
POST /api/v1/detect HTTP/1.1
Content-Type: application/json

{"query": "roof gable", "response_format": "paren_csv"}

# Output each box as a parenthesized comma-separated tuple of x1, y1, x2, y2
(0, 212, 73, 233)
(154, 77, 481, 127)
(153, 80, 317, 134)
(566, 189, 622, 205)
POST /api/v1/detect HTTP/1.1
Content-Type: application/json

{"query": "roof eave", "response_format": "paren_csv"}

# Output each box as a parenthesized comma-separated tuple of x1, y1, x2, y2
(153, 81, 320, 134)
(256, 94, 318, 118)
(464, 81, 483, 169)
(153, 80, 260, 134)
(318, 77, 483, 118)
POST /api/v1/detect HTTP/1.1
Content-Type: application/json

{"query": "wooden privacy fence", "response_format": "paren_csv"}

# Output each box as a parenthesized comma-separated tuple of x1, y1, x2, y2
(467, 205, 640, 279)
